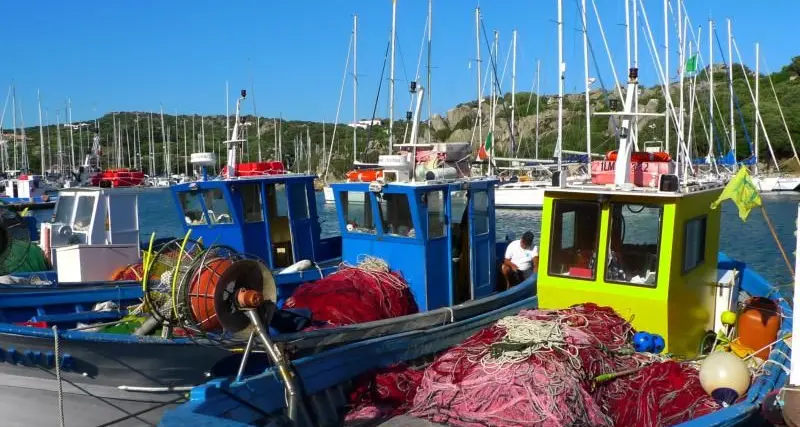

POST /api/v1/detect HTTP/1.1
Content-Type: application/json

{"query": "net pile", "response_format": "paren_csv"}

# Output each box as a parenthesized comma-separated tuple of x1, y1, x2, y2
(345, 304, 719, 427)
(284, 262, 417, 327)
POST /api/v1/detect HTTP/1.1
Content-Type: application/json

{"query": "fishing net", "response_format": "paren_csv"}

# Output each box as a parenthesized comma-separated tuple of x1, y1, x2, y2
(284, 259, 417, 327)
(345, 304, 719, 427)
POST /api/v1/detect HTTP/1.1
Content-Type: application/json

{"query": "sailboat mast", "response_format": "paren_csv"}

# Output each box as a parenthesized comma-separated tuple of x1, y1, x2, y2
(489, 30, 498, 175)
(353, 13, 358, 164)
(148, 113, 155, 175)
(225, 81, 230, 140)
(11, 85, 17, 171)
(475, 7, 482, 152)
(273, 118, 278, 159)
(56, 111, 63, 174)
(511, 29, 517, 149)
(727, 19, 735, 164)
(557, 0, 564, 171)
(708, 19, 714, 162)
(183, 119, 188, 174)
(754, 42, 760, 174)
(160, 105, 168, 175)
(664, 0, 670, 155)
(200, 115, 206, 152)
(535, 59, 541, 159)
(68, 99, 75, 171)
(677, 0, 685, 168)
(389, 0, 397, 152)
(37, 90, 45, 175)
(46, 109, 52, 173)
(582, 0, 591, 162)
(427, 0, 432, 144)
(113, 113, 119, 167)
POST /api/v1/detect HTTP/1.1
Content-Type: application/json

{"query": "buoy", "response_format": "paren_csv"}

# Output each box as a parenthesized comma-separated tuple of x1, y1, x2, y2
(651, 334, 665, 354)
(699, 352, 751, 405)
(280, 259, 312, 275)
(721, 310, 737, 327)
(633, 332, 654, 352)
(738, 297, 780, 360)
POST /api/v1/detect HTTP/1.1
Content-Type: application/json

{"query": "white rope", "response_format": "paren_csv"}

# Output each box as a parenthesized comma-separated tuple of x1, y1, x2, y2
(53, 325, 65, 427)
(482, 316, 565, 367)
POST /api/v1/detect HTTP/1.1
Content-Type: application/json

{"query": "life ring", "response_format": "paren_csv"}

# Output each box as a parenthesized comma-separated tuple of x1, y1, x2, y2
(345, 169, 384, 182)
(606, 150, 672, 162)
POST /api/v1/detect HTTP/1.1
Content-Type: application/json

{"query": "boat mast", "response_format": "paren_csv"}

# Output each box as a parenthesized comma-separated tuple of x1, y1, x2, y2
(183, 119, 188, 174)
(11, 85, 16, 171)
(556, 0, 564, 173)
(46, 110, 52, 173)
(37, 90, 45, 175)
(664, 0, 670, 155)
(708, 19, 714, 165)
(113, 113, 119, 167)
(511, 29, 517, 152)
(426, 0, 432, 144)
(148, 113, 155, 176)
(677, 0, 685, 169)
(535, 59, 541, 159)
(754, 42, 760, 175)
(727, 19, 735, 166)
(582, 0, 591, 164)
(200, 115, 206, 152)
(389, 0, 397, 153)
(633, 0, 639, 148)
(273, 118, 277, 159)
(56, 111, 63, 174)
(160, 105, 168, 176)
(68, 99, 75, 172)
(353, 13, 358, 164)
(489, 30, 498, 176)
(225, 81, 230, 140)
(226, 90, 247, 178)
(19, 101, 27, 172)
(475, 7, 482, 154)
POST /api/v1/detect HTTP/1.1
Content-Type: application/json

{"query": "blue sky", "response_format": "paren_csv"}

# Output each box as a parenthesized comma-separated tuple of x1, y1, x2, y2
(3, 0, 798, 125)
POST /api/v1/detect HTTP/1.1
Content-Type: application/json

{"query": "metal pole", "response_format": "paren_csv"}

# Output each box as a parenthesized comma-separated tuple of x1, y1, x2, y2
(389, 0, 397, 152)
(582, 0, 591, 164)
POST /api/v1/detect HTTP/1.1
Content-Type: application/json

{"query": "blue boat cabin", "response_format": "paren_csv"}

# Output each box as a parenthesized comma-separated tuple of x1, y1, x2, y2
(170, 175, 336, 270)
(330, 178, 499, 311)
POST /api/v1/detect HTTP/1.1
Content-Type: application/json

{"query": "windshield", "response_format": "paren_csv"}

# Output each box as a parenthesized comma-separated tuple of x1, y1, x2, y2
(73, 195, 97, 230)
(54, 195, 76, 223)
(203, 188, 233, 224)
(179, 191, 207, 225)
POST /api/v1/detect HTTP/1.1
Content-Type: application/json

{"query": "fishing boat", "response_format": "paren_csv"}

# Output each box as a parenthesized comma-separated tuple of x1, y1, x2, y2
(158, 59, 791, 426)
(0, 86, 544, 426)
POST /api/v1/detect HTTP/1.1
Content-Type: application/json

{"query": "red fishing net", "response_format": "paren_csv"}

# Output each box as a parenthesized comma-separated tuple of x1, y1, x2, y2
(345, 304, 720, 427)
(283, 267, 417, 326)
(603, 360, 718, 426)
(346, 364, 424, 423)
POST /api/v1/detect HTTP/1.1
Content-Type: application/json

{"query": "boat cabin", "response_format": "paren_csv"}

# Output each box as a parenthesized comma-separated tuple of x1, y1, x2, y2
(170, 174, 331, 270)
(536, 183, 725, 356)
(331, 177, 498, 311)
(1, 174, 51, 201)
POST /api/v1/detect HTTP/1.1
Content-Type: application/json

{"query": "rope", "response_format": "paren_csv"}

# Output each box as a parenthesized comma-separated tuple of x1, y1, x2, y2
(53, 325, 65, 427)
(484, 316, 565, 366)
(760, 205, 794, 277)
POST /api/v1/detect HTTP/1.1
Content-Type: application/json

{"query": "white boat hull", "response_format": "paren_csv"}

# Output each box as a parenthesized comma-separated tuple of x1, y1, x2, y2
(494, 183, 546, 209)
(754, 175, 800, 192)
(323, 185, 335, 204)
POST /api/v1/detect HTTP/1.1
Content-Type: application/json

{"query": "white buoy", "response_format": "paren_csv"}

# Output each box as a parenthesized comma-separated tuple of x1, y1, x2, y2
(699, 351, 751, 405)
(279, 260, 312, 275)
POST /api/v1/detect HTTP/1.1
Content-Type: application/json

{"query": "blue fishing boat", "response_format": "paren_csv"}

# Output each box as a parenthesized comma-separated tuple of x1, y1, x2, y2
(158, 69, 792, 426)
(0, 87, 540, 426)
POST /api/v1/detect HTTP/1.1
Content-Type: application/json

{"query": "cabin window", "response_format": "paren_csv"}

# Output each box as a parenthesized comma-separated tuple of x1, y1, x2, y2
(54, 195, 75, 223)
(683, 216, 707, 273)
(605, 204, 662, 287)
(426, 191, 446, 239)
(287, 184, 310, 220)
(73, 195, 97, 230)
(179, 191, 207, 225)
(548, 200, 601, 280)
(378, 193, 415, 238)
(240, 184, 264, 223)
(472, 191, 489, 235)
(342, 191, 375, 234)
(203, 188, 234, 224)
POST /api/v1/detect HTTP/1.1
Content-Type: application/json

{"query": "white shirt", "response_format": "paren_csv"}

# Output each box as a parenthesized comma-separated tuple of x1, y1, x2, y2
(505, 239, 539, 275)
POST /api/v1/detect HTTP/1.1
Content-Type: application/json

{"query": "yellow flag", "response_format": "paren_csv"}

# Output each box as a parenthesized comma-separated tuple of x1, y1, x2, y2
(710, 168, 761, 222)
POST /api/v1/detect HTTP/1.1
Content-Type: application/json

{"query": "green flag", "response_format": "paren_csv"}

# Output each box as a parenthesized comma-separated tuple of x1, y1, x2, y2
(685, 54, 698, 73)
(484, 131, 493, 150)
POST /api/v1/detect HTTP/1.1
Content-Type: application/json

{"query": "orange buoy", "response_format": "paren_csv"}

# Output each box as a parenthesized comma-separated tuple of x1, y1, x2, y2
(737, 297, 781, 359)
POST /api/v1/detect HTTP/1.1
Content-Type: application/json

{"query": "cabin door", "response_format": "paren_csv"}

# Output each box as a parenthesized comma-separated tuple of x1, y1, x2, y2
(287, 182, 315, 264)
(468, 189, 493, 299)
(235, 183, 270, 265)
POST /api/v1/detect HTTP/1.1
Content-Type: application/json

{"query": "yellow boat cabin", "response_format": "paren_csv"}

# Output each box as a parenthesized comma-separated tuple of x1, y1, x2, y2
(537, 182, 725, 356)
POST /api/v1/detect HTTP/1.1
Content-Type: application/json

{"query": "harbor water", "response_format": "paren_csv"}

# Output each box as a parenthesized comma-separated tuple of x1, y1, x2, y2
(33, 188, 800, 288)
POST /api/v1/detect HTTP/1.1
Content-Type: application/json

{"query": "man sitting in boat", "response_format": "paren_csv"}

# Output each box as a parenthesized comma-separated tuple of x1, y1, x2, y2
(501, 231, 538, 290)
